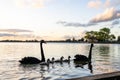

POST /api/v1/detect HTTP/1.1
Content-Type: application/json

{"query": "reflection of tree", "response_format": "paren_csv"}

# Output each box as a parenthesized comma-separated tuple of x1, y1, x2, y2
(98, 45, 110, 55)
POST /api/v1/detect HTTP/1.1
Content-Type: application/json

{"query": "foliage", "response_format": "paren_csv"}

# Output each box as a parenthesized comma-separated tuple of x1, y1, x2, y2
(118, 36, 120, 41)
(84, 27, 116, 42)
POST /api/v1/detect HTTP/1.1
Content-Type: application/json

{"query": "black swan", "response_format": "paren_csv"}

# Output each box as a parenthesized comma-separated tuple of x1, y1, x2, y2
(74, 43, 94, 64)
(55, 56, 64, 63)
(63, 56, 71, 62)
(48, 57, 55, 64)
(39, 59, 50, 66)
(19, 40, 46, 64)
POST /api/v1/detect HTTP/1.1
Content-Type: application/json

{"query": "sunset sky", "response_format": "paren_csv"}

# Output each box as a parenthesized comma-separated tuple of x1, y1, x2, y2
(0, 0, 120, 40)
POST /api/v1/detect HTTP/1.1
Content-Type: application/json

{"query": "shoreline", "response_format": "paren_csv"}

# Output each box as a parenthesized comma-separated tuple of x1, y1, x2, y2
(0, 41, 120, 44)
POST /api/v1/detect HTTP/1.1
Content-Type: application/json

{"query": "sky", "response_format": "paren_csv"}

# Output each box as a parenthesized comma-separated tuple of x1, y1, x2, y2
(0, 0, 120, 40)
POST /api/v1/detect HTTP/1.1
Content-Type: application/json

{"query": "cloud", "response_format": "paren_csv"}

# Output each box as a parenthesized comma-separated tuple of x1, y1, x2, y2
(112, 20, 120, 25)
(58, 8, 120, 27)
(104, 0, 120, 8)
(0, 29, 33, 33)
(110, 20, 120, 28)
(0, 29, 43, 40)
(88, 0, 120, 9)
(110, 0, 120, 7)
(0, 32, 42, 40)
(58, 1, 120, 28)
(0, 33, 16, 37)
(104, 0, 111, 8)
(90, 8, 120, 23)
(14, 0, 47, 8)
(88, 0, 102, 9)
(57, 21, 97, 27)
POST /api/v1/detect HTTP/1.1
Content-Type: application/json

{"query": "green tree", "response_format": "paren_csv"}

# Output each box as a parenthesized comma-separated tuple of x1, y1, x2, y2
(109, 34, 116, 41)
(99, 28, 110, 41)
(84, 31, 97, 42)
(118, 36, 120, 41)
(84, 27, 116, 42)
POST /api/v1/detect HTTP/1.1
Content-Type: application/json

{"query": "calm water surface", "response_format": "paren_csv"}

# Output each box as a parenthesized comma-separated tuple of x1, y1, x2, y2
(0, 42, 120, 80)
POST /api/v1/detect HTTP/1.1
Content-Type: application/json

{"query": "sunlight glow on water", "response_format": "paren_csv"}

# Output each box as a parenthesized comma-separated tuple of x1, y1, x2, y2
(0, 42, 120, 80)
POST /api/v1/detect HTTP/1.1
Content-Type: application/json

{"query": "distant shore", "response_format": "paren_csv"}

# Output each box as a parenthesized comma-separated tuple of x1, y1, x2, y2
(0, 40, 120, 44)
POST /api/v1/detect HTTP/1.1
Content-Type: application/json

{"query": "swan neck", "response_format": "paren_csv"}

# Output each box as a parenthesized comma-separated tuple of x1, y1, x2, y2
(40, 42, 45, 62)
(88, 43, 94, 62)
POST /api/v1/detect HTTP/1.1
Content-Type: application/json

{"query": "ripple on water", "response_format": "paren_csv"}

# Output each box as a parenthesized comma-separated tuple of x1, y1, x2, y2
(0, 60, 92, 80)
(0, 43, 120, 80)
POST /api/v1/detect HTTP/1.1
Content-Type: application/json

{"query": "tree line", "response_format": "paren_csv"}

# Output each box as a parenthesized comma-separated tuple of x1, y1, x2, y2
(66, 27, 120, 43)
(0, 27, 120, 43)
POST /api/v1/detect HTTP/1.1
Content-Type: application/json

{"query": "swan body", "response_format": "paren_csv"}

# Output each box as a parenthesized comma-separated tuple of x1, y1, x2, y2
(74, 54, 88, 62)
(55, 56, 64, 63)
(39, 58, 52, 66)
(19, 57, 41, 64)
(63, 56, 71, 62)
(73, 43, 94, 64)
(19, 40, 46, 64)
(74, 55, 89, 66)
(48, 57, 55, 64)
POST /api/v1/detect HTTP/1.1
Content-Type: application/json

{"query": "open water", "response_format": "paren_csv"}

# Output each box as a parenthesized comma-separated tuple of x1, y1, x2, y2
(0, 42, 120, 80)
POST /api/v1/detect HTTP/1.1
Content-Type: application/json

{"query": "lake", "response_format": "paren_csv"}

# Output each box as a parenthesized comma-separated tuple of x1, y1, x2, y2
(0, 42, 120, 80)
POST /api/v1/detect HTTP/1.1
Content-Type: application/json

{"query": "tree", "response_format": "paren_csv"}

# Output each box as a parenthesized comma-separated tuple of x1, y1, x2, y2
(84, 27, 116, 42)
(66, 39, 71, 42)
(109, 34, 116, 41)
(118, 36, 120, 41)
(99, 28, 110, 41)
(100, 27, 110, 34)
(84, 31, 98, 42)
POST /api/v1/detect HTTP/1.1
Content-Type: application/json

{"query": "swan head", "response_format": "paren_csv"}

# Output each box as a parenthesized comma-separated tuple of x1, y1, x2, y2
(60, 56, 64, 60)
(41, 40, 46, 43)
(68, 56, 71, 59)
(52, 57, 55, 61)
(91, 43, 94, 47)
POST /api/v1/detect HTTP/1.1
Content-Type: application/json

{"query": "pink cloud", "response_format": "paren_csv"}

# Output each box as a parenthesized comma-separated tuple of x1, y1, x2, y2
(90, 8, 120, 23)
(104, 0, 111, 7)
(88, 0, 120, 9)
(111, 0, 120, 7)
(14, 0, 46, 8)
(87, 0, 101, 8)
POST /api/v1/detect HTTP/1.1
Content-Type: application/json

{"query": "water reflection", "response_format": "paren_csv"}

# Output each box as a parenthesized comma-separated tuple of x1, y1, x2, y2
(73, 61, 93, 73)
(93, 44, 117, 74)
(19, 60, 92, 80)
(1, 43, 120, 79)
(98, 45, 110, 55)
(96, 45, 110, 63)
(19, 64, 49, 79)
(88, 62, 93, 73)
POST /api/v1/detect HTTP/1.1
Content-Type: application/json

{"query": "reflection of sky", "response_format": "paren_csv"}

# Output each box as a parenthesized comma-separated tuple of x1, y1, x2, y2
(93, 44, 120, 74)
(110, 44, 120, 57)
(44, 43, 91, 59)
(0, 0, 120, 40)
